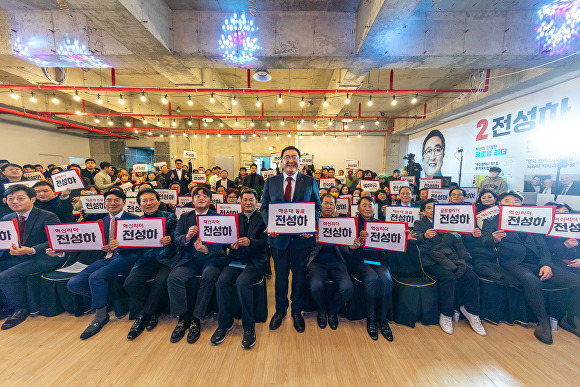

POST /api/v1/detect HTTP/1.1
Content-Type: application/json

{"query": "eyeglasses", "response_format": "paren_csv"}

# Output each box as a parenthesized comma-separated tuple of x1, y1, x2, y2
(283, 155, 299, 161)
(6, 196, 28, 202)
(227, 195, 238, 200)
(423, 146, 443, 157)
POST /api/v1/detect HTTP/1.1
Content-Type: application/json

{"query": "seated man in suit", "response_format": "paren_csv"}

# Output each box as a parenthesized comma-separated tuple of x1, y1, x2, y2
(481, 190, 580, 344)
(63, 190, 140, 340)
(0, 184, 63, 328)
(215, 169, 235, 191)
(309, 194, 355, 330)
(211, 188, 268, 349)
(168, 186, 226, 344)
(123, 189, 179, 340)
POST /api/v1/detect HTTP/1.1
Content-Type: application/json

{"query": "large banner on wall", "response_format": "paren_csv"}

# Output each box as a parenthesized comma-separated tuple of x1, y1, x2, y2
(407, 77, 580, 205)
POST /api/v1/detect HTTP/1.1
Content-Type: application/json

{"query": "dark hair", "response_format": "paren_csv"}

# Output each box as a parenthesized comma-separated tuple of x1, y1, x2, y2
(47, 164, 55, 168)
(103, 190, 126, 201)
(69, 163, 81, 169)
(393, 169, 401, 174)
(450, 187, 467, 197)
(328, 168, 335, 172)
(280, 146, 301, 159)
(419, 188, 429, 194)
(322, 168, 328, 172)
(352, 188, 362, 196)
(175, 159, 183, 163)
(0, 159, 9, 164)
(139, 182, 155, 190)
(213, 166, 221, 171)
(32, 181, 54, 191)
(320, 193, 337, 204)
(476, 189, 498, 205)
(100, 161, 112, 169)
(34, 164, 43, 169)
(319, 187, 329, 194)
(1, 163, 22, 172)
(498, 190, 524, 203)
(421, 198, 438, 212)
(544, 201, 573, 213)
(168, 181, 181, 189)
(241, 188, 258, 200)
(136, 188, 160, 204)
(226, 188, 240, 198)
(358, 196, 375, 207)
(49, 167, 63, 175)
(375, 189, 388, 198)
(490, 166, 502, 173)
(4, 184, 35, 199)
(341, 185, 350, 194)
(22, 164, 35, 170)
(191, 186, 211, 197)
(250, 163, 257, 168)
(422, 129, 445, 153)
(85, 158, 96, 164)
(239, 167, 246, 172)
(221, 170, 228, 175)
(84, 184, 101, 194)
(398, 186, 412, 195)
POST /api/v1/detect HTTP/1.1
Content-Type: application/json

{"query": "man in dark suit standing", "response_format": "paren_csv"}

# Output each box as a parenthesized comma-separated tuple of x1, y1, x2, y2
(0, 184, 63, 329)
(166, 159, 191, 195)
(559, 175, 580, 196)
(242, 164, 264, 196)
(215, 170, 236, 191)
(261, 146, 321, 333)
(211, 188, 268, 349)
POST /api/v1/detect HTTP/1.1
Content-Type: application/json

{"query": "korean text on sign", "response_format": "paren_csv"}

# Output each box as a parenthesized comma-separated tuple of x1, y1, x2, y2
(384, 206, 420, 227)
(216, 203, 242, 215)
(363, 222, 408, 252)
(299, 155, 314, 165)
(115, 218, 166, 248)
(461, 187, 480, 204)
(433, 204, 476, 233)
(267, 202, 316, 234)
(346, 160, 359, 169)
(132, 164, 148, 173)
(198, 214, 239, 245)
(80, 195, 108, 214)
(211, 193, 225, 204)
(317, 217, 357, 246)
(0, 219, 20, 250)
(51, 170, 85, 193)
(271, 152, 282, 164)
(420, 178, 442, 189)
(476, 205, 500, 229)
(319, 178, 336, 189)
(175, 207, 194, 219)
(360, 180, 380, 192)
(192, 173, 207, 183)
(155, 189, 178, 205)
(547, 213, 580, 239)
(400, 176, 416, 185)
(46, 221, 105, 251)
(335, 197, 350, 215)
(261, 170, 276, 180)
(428, 188, 451, 202)
(498, 206, 555, 235)
(123, 197, 144, 216)
(183, 150, 197, 158)
(389, 180, 410, 195)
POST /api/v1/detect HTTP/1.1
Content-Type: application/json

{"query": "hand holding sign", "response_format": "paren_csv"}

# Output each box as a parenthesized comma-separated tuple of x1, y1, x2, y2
(198, 215, 239, 245)
(115, 218, 166, 248)
(0, 219, 20, 250)
(51, 170, 85, 193)
(498, 206, 555, 235)
(433, 204, 476, 233)
(268, 202, 316, 234)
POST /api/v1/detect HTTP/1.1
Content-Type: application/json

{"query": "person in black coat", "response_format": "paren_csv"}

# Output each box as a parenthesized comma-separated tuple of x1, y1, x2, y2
(211, 189, 268, 349)
(166, 159, 191, 195)
(215, 170, 236, 191)
(242, 164, 264, 196)
(32, 181, 74, 223)
(0, 184, 63, 328)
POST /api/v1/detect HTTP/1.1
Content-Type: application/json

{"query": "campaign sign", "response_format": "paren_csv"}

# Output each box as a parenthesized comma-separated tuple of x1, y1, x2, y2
(384, 207, 421, 227)
(124, 197, 144, 216)
(115, 218, 165, 248)
(317, 217, 358, 246)
(46, 222, 105, 251)
(428, 188, 451, 202)
(126, 191, 138, 197)
(346, 160, 359, 169)
(133, 164, 148, 173)
(389, 180, 410, 195)
(216, 203, 242, 215)
(499, 206, 555, 235)
(23, 171, 44, 181)
(433, 204, 476, 233)
(300, 155, 314, 165)
(153, 161, 167, 168)
(198, 215, 239, 245)
(80, 195, 108, 214)
(360, 180, 380, 192)
(0, 219, 20, 250)
(175, 207, 194, 219)
(461, 187, 480, 204)
(363, 222, 408, 252)
(183, 150, 197, 159)
(119, 182, 133, 192)
(192, 173, 207, 183)
(155, 189, 178, 205)
(336, 197, 350, 215)
(420, 178, 443, 190)
(401, 176, 416, 185)
(335, 175, 346, 185)
(243, 160, 253, 168)
(320, 178, 336, 189)
(148, 180, 159, 187)
(178, 196, 193, 206)
(268, 202, 316, 234)
(271, 152, 282, 164)
(350, 204, 379, 219)
(51, 169, 84, 193)
(547, 213, 580, 239)
(261, 170, 276, 180)
(212, 193, 225, 205)
(4, 180, 39, 189)
(476, 206, 501, 229)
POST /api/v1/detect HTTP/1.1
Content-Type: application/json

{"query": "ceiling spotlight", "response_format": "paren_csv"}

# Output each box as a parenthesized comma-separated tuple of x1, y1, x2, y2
(51, 94, 59, 104)
(411, 93, 418, 104)
(323, 97, 328, 107)
(9, 89, 18, 99)
(346, 136, 350, 141)
(232, 96, 237, 105)
(367, 96, 372, 106)
(148, 131, 152, 136)
(73, 90, 81, 101)
(345, 93, 350, 104)
(391, 95, 397, 106)
(171, 119, 176, 126)
(375, 118, 380, 126)
(281, 119, 285, 126)
(277, 93, 283, 104)
(314, 123, 318, 129)
(219, 121, 224, 127)
(276, 135, 280, 140)
(235, 118, 239, 126)
(161, 94, 168, 104)
(255, 97, 261, 107)
(142, 118, 148, 125)
(125, 121, 131, 127)
(267, 121, 271, 127)
(134, 129, 138, 133)
(118, 94, 125, 105)
(252, 132, 256, 137)
(300, 97, 305, 107)
(94, 118, 100, 124)
(29, 92, 37, 103)
(188, 95, 193, 105)
(252, 69, 272, 82)
(170, 134, 175, 138)
(217, 132, 221, 137)
(250, 120, 254, 127)
(96, 94, 103, 104)
(360, 122, 364, 129)
(140, 91, 147, 102)
(209, 93, 215, 103)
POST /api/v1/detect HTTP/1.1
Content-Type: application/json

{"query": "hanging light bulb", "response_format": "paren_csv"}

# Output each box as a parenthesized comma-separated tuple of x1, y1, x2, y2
(250, 120, 254, 127)
(333, 136, 337, 141)
(311, 135, 315, 139)
(161, 94, 168, 104)
(328, 118, 332, 126)
(323, 97, 328, 107)
(94, 118, 100, 124)
(299, 135, 303, 139)
(322, 133, 326, 137)
(314, 123, 318, 129)
(183, 132, 187, 137)
(170, 134, 175, 138)
(29, 92, 37, 103)
(148, 131, 152, 136)
(300, 96, 305, 107)
(241, 135, 245, 139)
(140, 91, 147, 102)
(96, 94, 103, 104)
(108, 118, 113, 126)
(255, 97, 261, 107)
(411, 93, 418, 104)
(276, 135, 280, 140)
(277, 93, 283, 104)
(206, 134, 210, 138)
(51, 94, 59, 104)
(360, 122, 364, 129)
(118, 94, 125, 105)
(287, 133, 291, 138)
(346, 136, 350, 141)
(219, 121, 224, 127)
(171, 119, 176, 126)
(142, 118, 148, 125)
(235, 118, 239, 126)
(10, 89, 18, 99)
(125, 121, 131, 127)
(157, 118, 162, 126)
(194, 134, 198, 138)
(134, 129, 138, 133)
(375, 118, 380, 126)
(281, 119, 285, 126)
(229, 135, 232, 139)
(252, 132, 256, 137)
(344, 123, 348, 129)
(203, 121, 208, 127)
(267, 121, 271, 127)
(344, 93, 350, 105)
(209, 93, 215, 103)
(367, 96, 373, 106)
(264, 135, 268, 140)
(297, 123, 301, 129)
(73, 90, 81, 101)
(357, 133, 361, 138)
(188, 95, 193, 105)
(217, 132, 221, 137)
(232, 96, 237, 105)
(391, 95, 397, 106)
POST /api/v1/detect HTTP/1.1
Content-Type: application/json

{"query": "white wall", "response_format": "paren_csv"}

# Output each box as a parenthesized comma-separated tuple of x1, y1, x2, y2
(0, 115, 91, 166)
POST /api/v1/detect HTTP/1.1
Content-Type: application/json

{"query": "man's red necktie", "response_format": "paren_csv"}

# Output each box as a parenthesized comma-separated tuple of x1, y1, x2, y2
(284, 177, 293, 202)
(17, 215, 26, 244)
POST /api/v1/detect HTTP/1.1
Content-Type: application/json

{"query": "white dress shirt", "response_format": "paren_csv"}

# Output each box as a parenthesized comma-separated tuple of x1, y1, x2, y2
(283, 170, 299, 201)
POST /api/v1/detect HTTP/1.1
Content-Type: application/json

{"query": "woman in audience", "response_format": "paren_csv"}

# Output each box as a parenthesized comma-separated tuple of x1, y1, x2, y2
(340, 185, 351, 197)
(114, 171, 131, 187)
(350, 170, 364, 189)
(74, 184, 105, 221)
(147, 171, 166, 187)
(226, 188, 240, 203)
(475, 189, 498, 212)
(375, 189, 390, 221)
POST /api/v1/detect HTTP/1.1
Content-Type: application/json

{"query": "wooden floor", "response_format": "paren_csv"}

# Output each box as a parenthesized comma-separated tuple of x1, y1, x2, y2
(0, 275, 579, 387)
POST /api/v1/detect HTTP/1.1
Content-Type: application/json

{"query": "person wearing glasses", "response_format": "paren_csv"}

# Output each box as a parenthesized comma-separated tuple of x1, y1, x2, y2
(421, 129, 445, 178)
(479, 166, 507, 195)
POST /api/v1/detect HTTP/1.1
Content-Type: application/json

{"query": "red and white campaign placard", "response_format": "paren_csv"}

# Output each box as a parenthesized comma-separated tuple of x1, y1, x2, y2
(211, 193, 225, 204)
(0, 219, 20, 250)
(124, 197, 144, 216)
(183, 150, 197, 159)
(547, 213, 580, 239)
(350, 204, 379, 219)
(319, 178, 336, 189)
(360, 180, 380, 192)
(461, 187, 480, 204)
(335, 175, 346, 185)
(317, 217, 357, 246)
(192, 173, 207, 183)
(476, 206, 500, 229)
(261, 170, 276, 180)
(4, 180, 39, 189)
(401, 176, 416, 185)
(389, 180, 410, 195)
(433, 204, 476, 233)
(216, 203, 242, 214)
(51, 169, 85, 193)
(428, 188, 451, 202)
(268, 202, 316, 234)
(300, 154, 314, 165)
(155, 189, 178, 205)
(499, 206, 555, 234)
(115, 217, 166, 248)
(175, 206, 194, 219)
(148, 180, 159, 187)
(336, 197, 350, 215)
(178, 196, 193, 206)
(363, 222, 408, 252)
(384, 206, 421, 226)
(133, 164, 148, 173)
(243, 160, 253, 168)
(346, 160, 359, 169)
(271, 152, 282, 164)
(154, 161, 167, 168)
(119, 182, 133, 192)
(420, 178, 443, 190)
(198, 214, 239, 244)
(80, 195, 108, 214)
(23, 171, 44, 181)
(46, 221, 105, 251)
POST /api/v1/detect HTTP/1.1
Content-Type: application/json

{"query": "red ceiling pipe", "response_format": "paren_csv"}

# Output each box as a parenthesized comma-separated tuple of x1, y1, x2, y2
(247, 69, 251, 88)
(0, 106, 129, 138)
(111, 68, 116, 86)
(168, 101, 171, 115)
(81, 99, 86, 114)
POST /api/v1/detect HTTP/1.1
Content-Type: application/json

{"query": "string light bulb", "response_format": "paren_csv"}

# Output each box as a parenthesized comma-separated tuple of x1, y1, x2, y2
(229, 135, 232, 139)
(253, 132, 256, 137)
(235, 118, 239, 126)
(134, 129, 138, 133)
(142, 118, 148, 125)
(171, 119, 176, 126)
(10, 89, 18, 99)
(360, 122, 364, 129)
(170, 134, 175, 138)
(29, 92, 37, 103)
(411, 93, 418, 104)
(203, 121, 208, 127)
(148, 131, 152, 136)
(314, 123, 318, 129)
(157, 118, 162, 126)
(300, 97, 305, 107)
(140, 91, 147, 102)
(375, 118, 380, 126)
(344, 123, 348, 129)
(51, 94, 59, 104)
(217, 132, 221, 137)
(287, 133, 291, 138)
(267, 121, 271, 127)
(297, 123, 301, 129)
(264, 135, 268, 140)
(357, 133, 361, 138)
(188, 95, 193, 105)
(345, 93, 350, 104)
(255, 97, 261, 107)
(232, 96, 237, 105)
(161, 95, 168, 104)
(210, 93, 215, 103)
(391, 95, 397, 106)
(250, 120, 254, 127)
(346, 136, 350, 141)
(125, 121, 131, 127)
(277, 93, 283, 104)
(206, 134, 210, 138)
(276, 135, 280, 140)
(281, 118, 285, 126)
(219, 121, 224, 127)
(94, 118, 100, 124)
(323, 97, 328, 107)
(333, 136, 337, 141)
(108, 118, 114, 126)
(118, 94, 125, 105)
(73, 90, 81, 101)
(367, 96, 373, 106)
(96, 94, 102, 104)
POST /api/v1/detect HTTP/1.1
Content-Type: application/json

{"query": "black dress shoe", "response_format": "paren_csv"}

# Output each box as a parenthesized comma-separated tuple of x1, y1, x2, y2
(534, 318, 553, 345)
(367, 318, 378, 341)
(127, 314, 147, 340)
(145, 314, 158, 331)
(1, 309, 29, 330)
(379, 320, 394, 341)
(328, 314, 339, 330)
(211, 324, 234, 345)
(269, 312, 286, 330)
(559, 313, 580, 338)
(317, 312, 327, 329)
(80, 314, 110, 340)
(170, 316, 189, 343)
(242, 328, 256, 349)
(292, 313, 305, 333)
(187, 318, 201, 344)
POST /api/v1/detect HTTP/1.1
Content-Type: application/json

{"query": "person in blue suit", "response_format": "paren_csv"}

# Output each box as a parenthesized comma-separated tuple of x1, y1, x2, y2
(261, 146, 321, 333)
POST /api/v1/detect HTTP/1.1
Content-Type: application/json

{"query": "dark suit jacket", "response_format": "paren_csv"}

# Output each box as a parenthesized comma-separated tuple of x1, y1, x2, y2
(133, 211, 180, 269)
(99, 211, 141, 263)
(173, 209, 226, 268)
(166, 169, 191, 194)
(560, 182, 580, 196)
(1, 207, 62, 271)
(261, 172, 322, 250)
(480, 215, 553, 268)
(216, 179, 235, 191)
(411, 216, 438, 266)
(227, 211, 268, 274)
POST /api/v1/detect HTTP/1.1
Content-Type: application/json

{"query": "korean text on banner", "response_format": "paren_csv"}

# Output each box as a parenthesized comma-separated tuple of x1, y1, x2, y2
(360, 180, 380, 192)
(363, 222, 408, 252)
(335, 197, 350, 215)
(115, 217, 166, 248)
(420, 178, 442, 189)
(216, 203, 242, 215)
(389, 180, 410, 195)
(267, 202, 316, 234)
(384, 207, 420, 226)
(428, 188, 451, 202)
(547, 213, 580, 239)
(46, 221, 105, 251)
(461, 187, 480, 204)
(51, 169, 85, 193)
(433, 204, 476, 233)
(198, 215, 239, 244)
(192, 173, 207, 183)
(317, 217, 357, 246)
(319, 178, 336, 189)
(155, 189, 178, 205)
(499, 206, 555, 234)
(80, 195, 108, 214)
